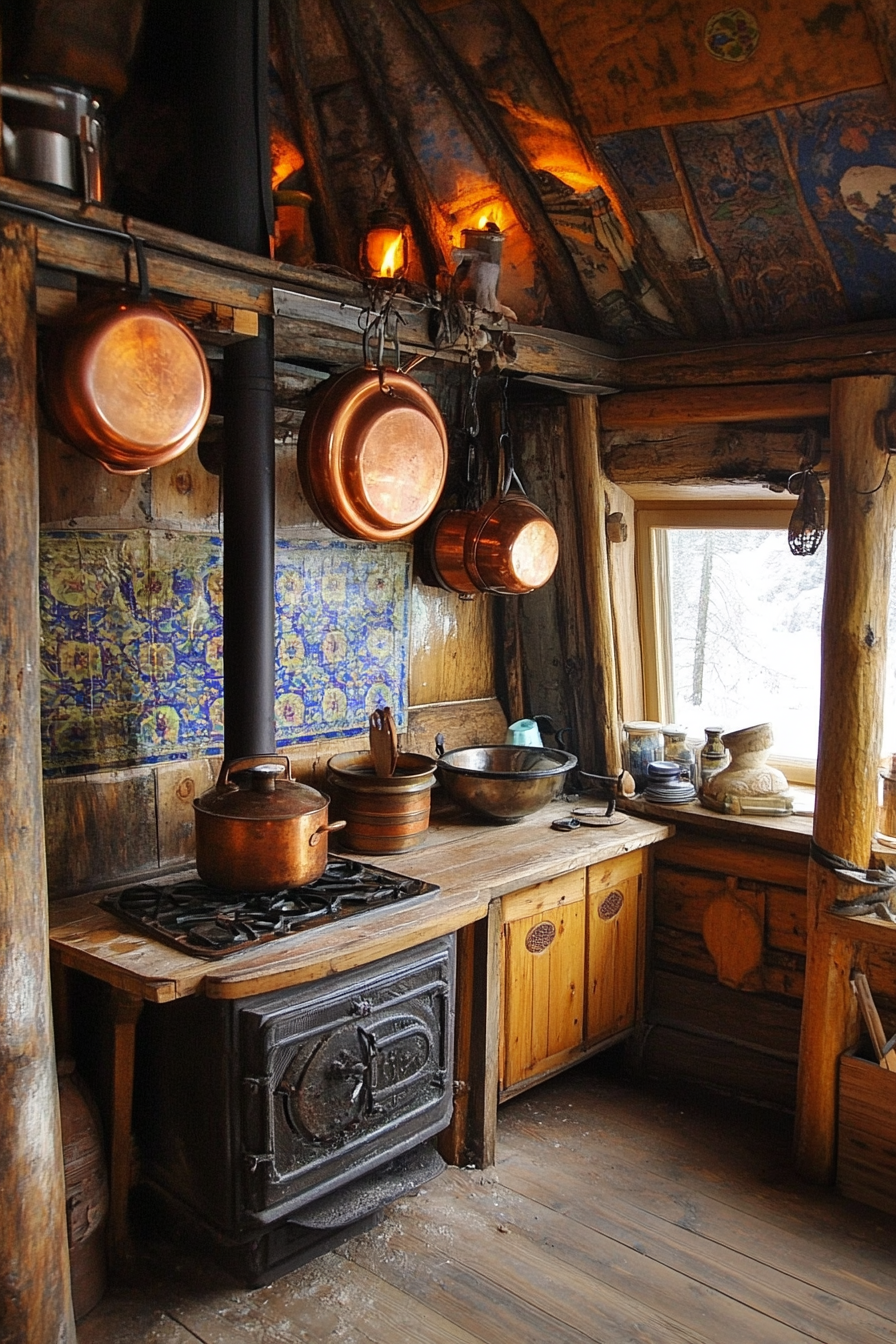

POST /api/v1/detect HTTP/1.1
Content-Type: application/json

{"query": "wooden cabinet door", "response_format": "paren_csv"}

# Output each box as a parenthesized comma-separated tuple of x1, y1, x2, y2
(500, 870, 585, 1093)
(586, 851, 645, 1044)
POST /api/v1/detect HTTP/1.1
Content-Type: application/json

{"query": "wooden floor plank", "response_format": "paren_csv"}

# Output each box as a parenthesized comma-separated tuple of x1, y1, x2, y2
(498, 1069, 896, 1306)
(397, 1168, 808, 1344)
(76, 1305, 199, 1344)
(166, 1252, 488, 1344)
(492, 1147, 894, 1344)
(343, 1219, 602, 1344)
(500, 1119, 896, 1325)
(74, 1067, 896, 1344)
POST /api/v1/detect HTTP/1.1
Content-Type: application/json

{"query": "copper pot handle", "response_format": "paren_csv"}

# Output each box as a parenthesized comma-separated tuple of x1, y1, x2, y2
(217, 754, 294, 789)
(309, 819, 347, 846)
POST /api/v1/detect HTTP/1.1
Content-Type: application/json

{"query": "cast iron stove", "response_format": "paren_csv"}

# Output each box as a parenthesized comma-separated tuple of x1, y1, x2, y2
(102, 859, 440, 958)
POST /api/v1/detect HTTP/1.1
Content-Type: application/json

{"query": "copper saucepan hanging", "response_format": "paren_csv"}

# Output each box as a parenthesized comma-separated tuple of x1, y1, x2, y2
(427, 508, 482, 596)
(297, 318, 448, 542)
(43, 237, 211, 475)
(463, 468, 559, 596)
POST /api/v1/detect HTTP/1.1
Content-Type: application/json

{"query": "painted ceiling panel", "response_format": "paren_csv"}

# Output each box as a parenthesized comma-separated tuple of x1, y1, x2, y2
(777, 86, 896, 320)
(516, 0, 884, 134)
(672, 112, 847, 332)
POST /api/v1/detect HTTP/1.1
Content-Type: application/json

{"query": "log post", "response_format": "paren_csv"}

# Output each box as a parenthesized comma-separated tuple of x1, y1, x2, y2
(0, 217, 76, 1340)
(794, 374, 896, 1182)
(567, 395, 622, 774)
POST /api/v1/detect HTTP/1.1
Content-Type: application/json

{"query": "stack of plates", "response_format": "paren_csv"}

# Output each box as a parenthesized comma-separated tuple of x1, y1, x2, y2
(642, 759, 697, 804)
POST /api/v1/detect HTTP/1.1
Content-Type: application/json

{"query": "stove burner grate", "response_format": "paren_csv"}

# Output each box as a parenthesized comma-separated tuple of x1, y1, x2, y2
(102, 859, 440, 959)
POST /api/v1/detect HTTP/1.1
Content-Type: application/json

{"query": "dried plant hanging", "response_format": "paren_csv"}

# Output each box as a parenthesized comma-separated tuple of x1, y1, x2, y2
(786, 427, 825, 556)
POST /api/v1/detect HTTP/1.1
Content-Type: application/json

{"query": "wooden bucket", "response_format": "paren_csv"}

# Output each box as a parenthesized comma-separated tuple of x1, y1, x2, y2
(326, 751, 437, 853)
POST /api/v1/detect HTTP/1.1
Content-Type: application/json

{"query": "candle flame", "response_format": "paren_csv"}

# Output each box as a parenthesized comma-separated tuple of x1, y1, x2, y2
(378, 234, 403, 278)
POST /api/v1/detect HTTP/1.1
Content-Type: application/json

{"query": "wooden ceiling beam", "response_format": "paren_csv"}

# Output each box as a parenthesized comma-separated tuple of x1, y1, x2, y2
(270, 0, 355, 273)
(618, 321, 896, 389)
(493, 0, 699, 339)
(602, 425, 828, 485)
(600, 383, 830, 429)
(328, 0, 453, 285)
(384, 0, 597, 336)
(858, 0, 896, 110)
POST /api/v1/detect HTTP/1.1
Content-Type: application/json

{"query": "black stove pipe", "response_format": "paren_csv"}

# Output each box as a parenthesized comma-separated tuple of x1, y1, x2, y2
(187, 1, 277, 761)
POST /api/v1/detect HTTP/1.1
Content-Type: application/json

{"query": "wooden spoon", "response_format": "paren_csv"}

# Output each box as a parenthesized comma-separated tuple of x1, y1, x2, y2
(369, 707, 399, 778)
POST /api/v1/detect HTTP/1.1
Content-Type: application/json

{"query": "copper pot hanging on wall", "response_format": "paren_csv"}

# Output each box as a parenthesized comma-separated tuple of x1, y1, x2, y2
(427, 478, 559, 597)
(464, 481, 559, 596)
(42, 239, 211, 475)
(297, 364, 449, 542)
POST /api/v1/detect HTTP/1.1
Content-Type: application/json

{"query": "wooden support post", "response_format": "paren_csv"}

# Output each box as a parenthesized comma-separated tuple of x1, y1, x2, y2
(0, 216, 76, 1341)
(439, 901, 502, 1169)
(107, 989, 143, 1266)
(794, 374, 896, 1182)
(567, 395, 623, 775)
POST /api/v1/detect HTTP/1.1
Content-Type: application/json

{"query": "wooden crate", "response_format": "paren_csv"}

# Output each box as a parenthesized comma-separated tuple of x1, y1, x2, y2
(837, 1047, 896, 1216)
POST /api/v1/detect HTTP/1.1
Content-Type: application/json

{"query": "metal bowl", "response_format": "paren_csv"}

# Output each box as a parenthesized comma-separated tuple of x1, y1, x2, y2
(435, 744, 577, 823)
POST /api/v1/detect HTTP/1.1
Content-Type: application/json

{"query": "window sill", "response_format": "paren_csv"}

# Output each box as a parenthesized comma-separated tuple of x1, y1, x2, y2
(620, 794, 813, 852)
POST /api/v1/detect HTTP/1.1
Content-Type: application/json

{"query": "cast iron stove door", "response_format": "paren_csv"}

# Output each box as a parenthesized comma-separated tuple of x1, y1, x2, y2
(237, 936, 454, 1227)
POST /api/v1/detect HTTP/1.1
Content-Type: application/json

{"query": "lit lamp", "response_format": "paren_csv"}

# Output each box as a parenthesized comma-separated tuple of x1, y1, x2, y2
(361, 210, 409, 281)
(452, 218, 515, 319)
(460, 219, 505, 266)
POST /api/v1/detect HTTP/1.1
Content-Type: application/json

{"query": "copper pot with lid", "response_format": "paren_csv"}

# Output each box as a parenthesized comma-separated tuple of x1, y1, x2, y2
(193, 754, 346, 892)
(42, 238, 211, 475)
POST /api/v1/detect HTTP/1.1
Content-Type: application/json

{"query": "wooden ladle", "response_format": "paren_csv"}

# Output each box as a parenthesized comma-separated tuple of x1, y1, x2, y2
(369, 707, 399, 778)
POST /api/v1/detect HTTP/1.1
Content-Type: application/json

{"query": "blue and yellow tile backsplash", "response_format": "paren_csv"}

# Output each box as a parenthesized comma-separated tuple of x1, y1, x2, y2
(40, 530, 410, 776)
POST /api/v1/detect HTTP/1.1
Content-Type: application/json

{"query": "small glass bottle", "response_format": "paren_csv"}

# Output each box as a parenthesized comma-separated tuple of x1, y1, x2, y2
(622, 720, 663, 791)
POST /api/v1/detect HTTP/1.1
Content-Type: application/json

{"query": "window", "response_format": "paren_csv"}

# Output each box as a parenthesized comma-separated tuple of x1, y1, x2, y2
(635, 502, 896, 785)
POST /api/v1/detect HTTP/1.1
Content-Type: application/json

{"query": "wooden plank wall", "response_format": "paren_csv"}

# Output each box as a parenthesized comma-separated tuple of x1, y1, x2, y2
(41, 360, 503, 898)
(639, 824, 896, 1111)
(641, 827, 809, 1109)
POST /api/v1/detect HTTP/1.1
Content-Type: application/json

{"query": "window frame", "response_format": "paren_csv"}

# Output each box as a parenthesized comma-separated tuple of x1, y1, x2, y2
(634, 498, 817, 785)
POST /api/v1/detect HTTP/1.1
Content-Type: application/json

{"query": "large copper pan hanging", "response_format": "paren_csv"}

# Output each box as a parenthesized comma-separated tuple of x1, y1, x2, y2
(43, 238, 211, 475)
(297, 362, 449, 542)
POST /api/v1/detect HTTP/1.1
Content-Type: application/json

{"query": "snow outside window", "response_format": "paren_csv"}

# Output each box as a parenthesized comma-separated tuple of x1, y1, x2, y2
(639, 517, 896, 781)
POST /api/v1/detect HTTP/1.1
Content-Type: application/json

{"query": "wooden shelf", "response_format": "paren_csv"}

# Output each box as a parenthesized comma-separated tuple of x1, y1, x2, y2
(622, 795, 812, 852)
(0, 177, 620, 389)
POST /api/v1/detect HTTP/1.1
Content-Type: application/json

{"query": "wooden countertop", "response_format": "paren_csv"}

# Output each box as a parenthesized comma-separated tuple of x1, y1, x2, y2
(48, 803, 671, 1003)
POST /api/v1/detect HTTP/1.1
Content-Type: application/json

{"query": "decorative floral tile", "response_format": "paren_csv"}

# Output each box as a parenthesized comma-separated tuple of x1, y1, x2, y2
(39, 530, 410, 775)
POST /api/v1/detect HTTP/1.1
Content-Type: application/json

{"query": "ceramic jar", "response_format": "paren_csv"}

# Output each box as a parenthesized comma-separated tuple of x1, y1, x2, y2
(698, 726, 728, 787)
(700, 722, 790, 811)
